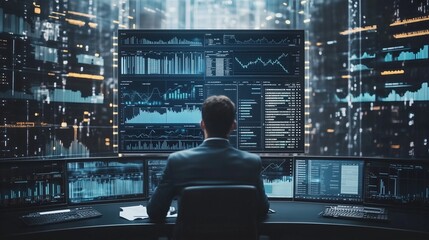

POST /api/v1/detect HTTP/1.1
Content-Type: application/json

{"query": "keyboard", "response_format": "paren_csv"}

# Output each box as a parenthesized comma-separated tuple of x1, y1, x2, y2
(321, 205, 389, 222)
(20, 207, 102, 226)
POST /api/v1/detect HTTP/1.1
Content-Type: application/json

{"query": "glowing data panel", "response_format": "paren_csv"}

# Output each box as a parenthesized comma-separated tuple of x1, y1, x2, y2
(120, 80, 204, 106)
(0, 161, 66, 208)
(67, 159, 145, 203)
(206, 32, 301, 46)
(233, 52, 300, 76)
(118, 30, 304, 153)
(120, 33, 204, 46)
(364, 159, 429, 207)
(120, 126, 203, 152)
(120, 52, 204, 75)
(125, 106, 202, 124)
(383, 45, 428, 62)
(261, 158, 294, 198)
(294, 158, 364, 203)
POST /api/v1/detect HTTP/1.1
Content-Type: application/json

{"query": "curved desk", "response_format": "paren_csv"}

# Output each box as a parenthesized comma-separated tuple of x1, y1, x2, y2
(1, 201, 429, 240)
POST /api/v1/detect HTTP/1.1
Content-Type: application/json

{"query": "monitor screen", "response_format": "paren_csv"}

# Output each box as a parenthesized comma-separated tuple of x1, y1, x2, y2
(67, 158, 145, 204)
(294, 157, 364, 203)
(0, 160, 66, 209)
(364, 158, 429, 208)
(261, 157, 294, 198)
(147, 158, 168, 197)
(118, 29, 304, 154)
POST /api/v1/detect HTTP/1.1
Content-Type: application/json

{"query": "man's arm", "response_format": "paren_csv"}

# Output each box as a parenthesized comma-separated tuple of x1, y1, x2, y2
(256, 157, 270, 219)
(146, 161, 175, 222)
(257, 175, 270, 218)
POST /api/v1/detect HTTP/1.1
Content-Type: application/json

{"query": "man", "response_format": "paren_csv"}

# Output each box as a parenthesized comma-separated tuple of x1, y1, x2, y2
(147, 95, 269, 222)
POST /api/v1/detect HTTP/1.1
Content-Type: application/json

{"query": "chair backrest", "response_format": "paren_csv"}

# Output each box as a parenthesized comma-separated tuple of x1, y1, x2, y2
(174, 184, 259, 240)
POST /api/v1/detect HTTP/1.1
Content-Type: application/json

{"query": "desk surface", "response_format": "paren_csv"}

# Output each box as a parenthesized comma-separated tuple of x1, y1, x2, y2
(1, 201, 429, 240)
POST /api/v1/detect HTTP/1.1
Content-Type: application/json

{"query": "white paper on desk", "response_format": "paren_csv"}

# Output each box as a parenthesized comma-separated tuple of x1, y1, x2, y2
(119, 205, 148, 221)
(119, 205, 177, 221)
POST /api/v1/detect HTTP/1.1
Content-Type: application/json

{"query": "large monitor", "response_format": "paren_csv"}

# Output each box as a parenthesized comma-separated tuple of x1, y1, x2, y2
(67, 157, 145, 204)
(364, 158, 429, 208)
(118, 30, 304, 154)
(0, 160, 66, 209)
(261, 157, 294, 198)
(294, 156, 364, 203)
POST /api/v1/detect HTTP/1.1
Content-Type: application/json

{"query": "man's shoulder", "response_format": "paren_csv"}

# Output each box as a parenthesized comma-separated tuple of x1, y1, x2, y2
(232, 148, 261, 161)
(168, 146, 201, 160)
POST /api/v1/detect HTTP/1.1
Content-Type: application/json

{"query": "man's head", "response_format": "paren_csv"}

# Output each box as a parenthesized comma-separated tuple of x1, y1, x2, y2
(201, 95, 236, 138)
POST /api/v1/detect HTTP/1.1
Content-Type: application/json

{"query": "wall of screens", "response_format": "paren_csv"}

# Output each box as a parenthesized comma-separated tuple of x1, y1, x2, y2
(308, 0, 429, 158)
(1, 0, 429, 162)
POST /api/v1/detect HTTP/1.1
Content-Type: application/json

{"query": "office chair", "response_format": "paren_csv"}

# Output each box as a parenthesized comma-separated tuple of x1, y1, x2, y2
(174, 184, 259, 240)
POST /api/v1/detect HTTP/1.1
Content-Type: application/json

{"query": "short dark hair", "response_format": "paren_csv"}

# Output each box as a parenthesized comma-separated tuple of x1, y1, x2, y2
(202, 95, 236, 137)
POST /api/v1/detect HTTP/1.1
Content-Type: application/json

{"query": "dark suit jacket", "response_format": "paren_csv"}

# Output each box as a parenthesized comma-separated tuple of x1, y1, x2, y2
(146, 138, 270, 222)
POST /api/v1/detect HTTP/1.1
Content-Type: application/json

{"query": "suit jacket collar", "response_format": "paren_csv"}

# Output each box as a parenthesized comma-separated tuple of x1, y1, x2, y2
(201, 138, 230, 147)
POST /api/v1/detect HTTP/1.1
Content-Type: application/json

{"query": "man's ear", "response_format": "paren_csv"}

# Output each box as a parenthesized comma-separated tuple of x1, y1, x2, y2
(200, 120, 205, 130)
(230, 120, 237, 131)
